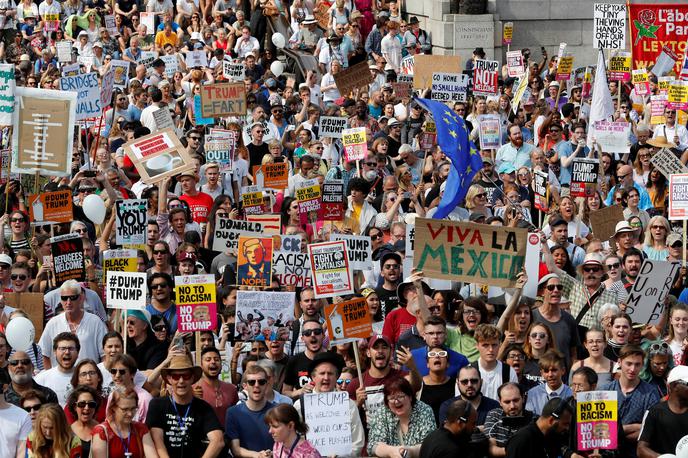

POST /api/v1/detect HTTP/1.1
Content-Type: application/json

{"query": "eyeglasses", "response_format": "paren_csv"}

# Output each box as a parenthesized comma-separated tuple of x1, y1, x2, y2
(427, 350, 447, 358)
(57, 346, 77, 352)
(246, 378, 268, 386)
(301, 328, 323, 337)
(61, 294, 80, 301)
(506, 353, 525, 360)
(23, 404, 42, 412)
(462, 309, 480, 316)
(651, 225, 665, 230)
(109, 368, 128, 376)
(550, 129, 561, 133)
(79, 188, 96, 193)
(606, 262, 620, 269)
(75, 228, 87, 234)
(546, 284, 563, 291)
(583, 266, 601, 273)
(76, 401, 97, 409)
(254, 130, 265, 134)
(383, 264, 400, 270)
(365, 162, 377, 166)
(459, 378, 479, 385)
(649, 342, 670, 354)
(10, 218, 25, 223)
(79, 370, 98, 377)
(9, 358, 31, 366)
(617, 174, 629, 180)
(153, 325, 167, 332)
(11, 274, 27, 281)
(188, 136, 201, 141)
(168, 372, 194, 381)
(151, 283, 168, 289)
(387, 394, 408, 403)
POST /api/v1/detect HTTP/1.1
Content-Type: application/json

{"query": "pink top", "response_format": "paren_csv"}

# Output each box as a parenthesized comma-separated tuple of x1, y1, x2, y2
(273, 438, 323, 458)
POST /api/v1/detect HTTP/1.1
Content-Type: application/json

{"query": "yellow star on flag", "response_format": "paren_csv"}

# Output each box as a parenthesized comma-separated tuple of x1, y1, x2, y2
(449, 129, 457, 138)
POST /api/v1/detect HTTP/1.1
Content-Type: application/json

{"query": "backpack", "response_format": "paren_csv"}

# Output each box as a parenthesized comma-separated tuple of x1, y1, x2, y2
(469, 360, 511, 386)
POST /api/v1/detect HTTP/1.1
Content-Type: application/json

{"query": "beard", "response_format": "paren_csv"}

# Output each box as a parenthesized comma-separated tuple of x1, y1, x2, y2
(10, 372, 31, 385)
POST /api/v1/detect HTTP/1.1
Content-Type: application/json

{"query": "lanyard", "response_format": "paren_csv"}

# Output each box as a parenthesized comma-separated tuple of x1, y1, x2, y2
(280, 434, 300, 458)
(170, 397, 192, 432)
(113, 422, 132, 457)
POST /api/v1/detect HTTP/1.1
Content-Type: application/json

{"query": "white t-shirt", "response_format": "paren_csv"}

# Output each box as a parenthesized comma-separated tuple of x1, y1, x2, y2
(35, 367, 74, 406)
(477, 360, 518, 401)
(380, 34, 402, 72)
(39, 312, 107, 366)
(0, 403, 32, 457)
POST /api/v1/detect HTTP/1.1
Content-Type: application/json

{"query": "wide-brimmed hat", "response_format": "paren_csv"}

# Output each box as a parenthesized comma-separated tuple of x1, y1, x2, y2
(580, 252, 605, 268)
(396, 276, 433, 307)
(161, 355, 202, 383)
(408, 16, 420, 25)
(308, 352, 345, 376)
(614, 221, 635, 237)
(302, 15, 317, 25)
(647, 136, 677, 148)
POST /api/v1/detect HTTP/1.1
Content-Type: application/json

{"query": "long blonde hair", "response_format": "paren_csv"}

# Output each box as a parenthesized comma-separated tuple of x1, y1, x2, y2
(30, 404, 77, 458)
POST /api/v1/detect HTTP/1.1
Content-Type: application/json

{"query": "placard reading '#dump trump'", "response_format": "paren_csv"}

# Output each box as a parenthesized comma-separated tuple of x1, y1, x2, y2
(413, 217, 527, 288)
(175, 274, 217, 332)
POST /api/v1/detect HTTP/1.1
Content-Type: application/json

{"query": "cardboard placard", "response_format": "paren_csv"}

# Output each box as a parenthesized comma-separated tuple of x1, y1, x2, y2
(431, 72, 468, 103)
(56, 41, 73, 63)
(28, 190, 73, 223)
(392, 82, 411, 98)
(194, 95, 214, 125)
(234, 290, 295, 341)
(4, 293, 44, 342)
(668, 80, 688, 110)
(324, 297, 372, 345)
(650, 94, 668, 125)
(296, 178, 322, 225)
(153, 107, 175, 130)
(205, 129, 236, 170)
(556, 56, 574, 81)
(175, 274, 217, 332)
(105, 271, 147, 309)
(273, 247, 312, 287)
(333, 61, 374, 97)
(570, 158, 599, 197)
(110, 60, 130, 89)
(140, 12, 155, 34)
(246, 214, 281, 235)
(593, 3, 626, 49)
(308, 240, 354, 298)
(236, 236, 273, 287)
(318, 117, 348, 139)
(342, 127, 367, 162)
(212, 218, 263, 252)
(303, 392, 353, 457)
(534, 170, 549, 212)
(241, 185, 264, 215)
(503, 22, 513, 45)
(651, 148, 688, 178)
(123, 128, 194, 184)
(12, 87, 76, 177)
(589, 204, 624, 240)
(100, 68, 115, 109)
(576, 391, 618, 451)
(50, 233, 85, 283)
(413, 55, 461, 89)
(199, 83, 246, 118)
(625, 260, 680, 325)
(185, 50, 208, 68)
(632, 68, 650, 96)
(330, 234, 373, 271)
(413, 217, 527, 288)
(115, 199, 147, 246)
(506, 51, 525, 77)
(222, 60, 245, 81)
(321, 180, 344, 221)
(161, 55, 180, 78)
(473, 59, 499, 96)
(102, 249, 138, 273)
(669, 173, 688, 221)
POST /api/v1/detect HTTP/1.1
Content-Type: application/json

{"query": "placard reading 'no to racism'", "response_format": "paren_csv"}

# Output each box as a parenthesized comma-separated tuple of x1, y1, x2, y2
(175, 274, 217, 332)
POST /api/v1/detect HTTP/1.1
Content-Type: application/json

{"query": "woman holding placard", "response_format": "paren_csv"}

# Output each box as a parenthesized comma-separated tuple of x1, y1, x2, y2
(265, 404, 322, 458)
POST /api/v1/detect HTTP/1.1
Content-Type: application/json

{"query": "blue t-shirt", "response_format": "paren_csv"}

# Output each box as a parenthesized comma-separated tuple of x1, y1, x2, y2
(410, 346, 469, 378)
(146, 303, 178, 333)
(225, 401, 276, 452)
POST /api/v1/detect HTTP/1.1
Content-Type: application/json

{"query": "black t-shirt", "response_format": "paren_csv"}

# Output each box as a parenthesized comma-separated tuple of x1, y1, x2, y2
(420, 427, 475, 458)
(420, 378, 457, 425)
(127, 333, 167, 371)
(146, 396, 223, 458)
(247, 142, 270, 170)
(282, 352, 314, 389)
(639, 400, 688, 455)
(375, 286, 398, 319)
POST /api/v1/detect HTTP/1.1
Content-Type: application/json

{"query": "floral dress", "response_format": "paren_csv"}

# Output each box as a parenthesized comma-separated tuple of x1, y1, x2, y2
(366, 400, 436, 455)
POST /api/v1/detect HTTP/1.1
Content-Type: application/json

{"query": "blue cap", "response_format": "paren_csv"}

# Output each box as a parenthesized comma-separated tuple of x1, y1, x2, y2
(497, 162, 516, 174)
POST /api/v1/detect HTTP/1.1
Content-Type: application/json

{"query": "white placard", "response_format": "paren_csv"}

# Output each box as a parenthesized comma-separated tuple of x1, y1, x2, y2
(330, 234, 373, 271)
(625, 260, 680, 324)
(303, 391, 353, 457)
(431, 72, 469, 102)
(106, 271, 147, 309)
(593, 3, 627, 49)
(318, 117, 348, 139)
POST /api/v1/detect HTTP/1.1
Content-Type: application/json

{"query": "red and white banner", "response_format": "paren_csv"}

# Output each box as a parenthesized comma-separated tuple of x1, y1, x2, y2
(629, 4, 688, 76)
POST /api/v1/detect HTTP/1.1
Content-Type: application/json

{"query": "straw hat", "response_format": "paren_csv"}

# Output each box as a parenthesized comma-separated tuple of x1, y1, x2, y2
(647, 136, 677, 148)
(161, 355, 202, 383)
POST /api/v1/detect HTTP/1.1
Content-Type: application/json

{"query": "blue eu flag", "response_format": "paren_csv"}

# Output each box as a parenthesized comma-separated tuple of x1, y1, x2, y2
(415, 97, 482, 219)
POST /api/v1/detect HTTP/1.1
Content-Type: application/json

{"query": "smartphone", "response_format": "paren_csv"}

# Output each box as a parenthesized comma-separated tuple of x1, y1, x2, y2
(83, 170, 97, 178)
(241, 342, 252, 353)
(172, 335, 185, 352)
(403, 192, 411, 200)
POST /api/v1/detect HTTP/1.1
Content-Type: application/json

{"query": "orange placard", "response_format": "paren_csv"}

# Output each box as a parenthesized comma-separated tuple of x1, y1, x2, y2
(262, 162, 289, 189)
(236, 236, 274, 287)
(28, 190, 73, 223)
(324, 297, 373, 345)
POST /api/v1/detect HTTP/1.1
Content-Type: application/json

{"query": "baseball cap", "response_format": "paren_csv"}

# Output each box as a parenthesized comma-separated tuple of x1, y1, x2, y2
(497, 162, 516, 174)
(368, 334, 392, 347)
(667, 233, 683, 247)
(0, 254, 11, 266)
(177, 251, 197, 263)
(668, 365, 688, 384)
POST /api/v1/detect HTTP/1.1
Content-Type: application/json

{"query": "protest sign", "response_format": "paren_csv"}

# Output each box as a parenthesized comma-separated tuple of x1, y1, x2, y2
(199, 83, 246, 118)
(478, 115, 501, 150)
(420, 131, 436, 151)
(303, 392, 352, 457)
(102, 249, 137, 273)
(51, 233, 85, 283)
(556, 56, 574, 81)
(608, 51, 631, 81)
(503, 22, 513, 45)
(241, 185, 264, 215)
(651, 148, 688, 178)
(194, 95, 214, 125)
(175, 274, 217, 332)
(246, 214, 281, 235)
(653, 46, 679, 77)
(318, 117, 348, 138)
(533, 170, 549, 212)
(400, 55, 414, 77)
(593, 3, 627, 49)
(511, 69, 530, 114)
(576, 391, 618, 451)
(629, 5, 688, 75)
(140, 53, 158, 71)
(592, 121, 631, 154)
(236, 236, 273, 287)
(626, 260, 681, 325)
(212, 218, 263, 252)
(668, 80, 688, 110)
(413, 55, 460, 90)
(124, 128, 194, 184)
(659, 76, 673, 94)
(506, 51, 525, 77)
(570, 158, 599, 197)
(431, 72, 468, 103)
(12, 87, 76, 177)
(43, 13, 59, 32)
(650, 95, 668, 125)
(413, 217, 527, 288)
(185, 50, 208, 68)
(106, 272, 146, 309)
(391, 82, 411, 99)
(0, 64, 15, 126)
(331, 234, 373, 271)
(333, 61, 374, 97)
(104, 14, 117, 35)
(61, 64, 80, 77)
(115, 199, 147, 246)
(28, 190, 72, 223)
(324, 297, 373, 345)
(110, 60, 130, 89)
(100, 69, 115, 109)
(308, 240, 354, 298)
(590, 205, 624, 240)
(205, 129, 236, 170)
(222, 60, 245, 81)
(322, 180, 345, 221)
(473, 59, 499, 96)
(140, 12, 155, 34)
(669, 174, 688, 220)
(153, 107, 175, 130)
(632, 68, 650, 96)
(160, 55, 180, 78)
(296, 179, 322, 225)
(234, 290, 295, 341)
(260, 162, 289, 189)
(56, 41, 73, 63)
(523, 233, 542, 299)
(273, 248, 312, 287)
(342, 127, 367, 162)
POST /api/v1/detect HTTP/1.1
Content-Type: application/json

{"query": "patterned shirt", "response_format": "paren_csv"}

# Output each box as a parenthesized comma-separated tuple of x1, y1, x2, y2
(558, 272, 618, 329)
(484, 408, 536, 447)
(600, 379, 660, 425)
(367, 401, 436, 456)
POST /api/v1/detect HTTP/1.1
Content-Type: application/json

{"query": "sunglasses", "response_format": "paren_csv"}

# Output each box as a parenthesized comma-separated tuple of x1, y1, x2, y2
(606, 262, 620, 269)
(370, 233, 383, 241)
(9, 358, 31, 366)
(61, 294, 80, 301)
(365, 162, 376, 166)
(153, 324, 167, 332)
(530, 332, 547, 339)
(337, 379, 351, 385)
(10, 218, 25, 223)
(23, 404, 42, 412)
(301, 328, 323, 337)
(109, 368, 128, 376)
(546, 284, 563, 291)
(617, 174, 629, 180)
(79, 188, 96, 193)
(583, 266, 601, 273)
(459, 378, 479, 385)
(475, 193, 487, 198)
(427, 350, 447, 358)
(650, 342, 670, 354)
(11, 274, 27, 280)
(151, 283, 168, 289)
(383, 264, 400, 270)
(168, 372, 194, 381)
(153, 249, 168, 255)
(246, 378, 268, 386)
(76, 401, 97, 409)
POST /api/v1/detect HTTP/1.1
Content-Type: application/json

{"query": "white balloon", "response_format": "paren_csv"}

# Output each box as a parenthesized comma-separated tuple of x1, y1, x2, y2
(83, 194, 106, 225)
(660, 455, 677, 458)
(270, 60, 284, 77)
(6, 317, 35, 351)
(271, 33, 286, 49)
(677, 435, 688, 458)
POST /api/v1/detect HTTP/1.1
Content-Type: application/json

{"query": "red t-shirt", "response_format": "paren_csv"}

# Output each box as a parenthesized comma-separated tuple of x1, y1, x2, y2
(180, 191, 214, 223)
(382, 307, 416, 345)
(93, 421, 150, 458)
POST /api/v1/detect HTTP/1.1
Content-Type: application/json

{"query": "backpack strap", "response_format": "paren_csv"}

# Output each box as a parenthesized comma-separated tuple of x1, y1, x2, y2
(290, 319, 301, 356)
(501, 361, 510, 384)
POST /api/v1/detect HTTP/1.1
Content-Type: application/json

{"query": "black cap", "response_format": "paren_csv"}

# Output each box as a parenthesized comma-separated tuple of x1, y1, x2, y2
(380, 250, 402, 269)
